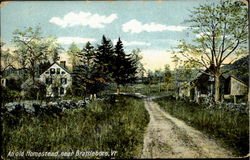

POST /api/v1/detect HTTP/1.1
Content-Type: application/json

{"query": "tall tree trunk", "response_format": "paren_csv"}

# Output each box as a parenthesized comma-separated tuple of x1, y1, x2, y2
(214, 75, 220, 102)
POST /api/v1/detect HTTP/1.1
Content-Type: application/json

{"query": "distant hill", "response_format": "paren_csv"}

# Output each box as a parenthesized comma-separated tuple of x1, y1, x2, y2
(222, 55, 248, 70)
(222, 55, 249, 84)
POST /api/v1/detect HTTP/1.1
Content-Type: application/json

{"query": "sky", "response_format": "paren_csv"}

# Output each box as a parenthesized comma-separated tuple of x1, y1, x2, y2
(1, 0, 220, 71)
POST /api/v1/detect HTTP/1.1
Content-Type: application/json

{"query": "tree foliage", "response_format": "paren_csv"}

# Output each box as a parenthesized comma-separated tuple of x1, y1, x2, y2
(113, 38, 137, 92)
(173, 0, 248, 102)
(21, 79, 46, 100)
(12, 26, 60, 82)
(163, 64, 173, 85)
(131, 48, 145, 78)
(95, 35, 115, 81)
(72, 41, 106, 98)
(51, 45, 63, 62)
(0, 42, 16, 74)
(67, 43, 81, 69)
(71, 36, 140, 97)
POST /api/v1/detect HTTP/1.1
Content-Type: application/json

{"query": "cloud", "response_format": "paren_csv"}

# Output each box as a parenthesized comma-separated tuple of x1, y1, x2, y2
(124, 41, 151, 46)
(57, 37, 95, 44)
(122, 19, 187, 33)
(49, 12, 118, 28)
(113, 39, 151, 46)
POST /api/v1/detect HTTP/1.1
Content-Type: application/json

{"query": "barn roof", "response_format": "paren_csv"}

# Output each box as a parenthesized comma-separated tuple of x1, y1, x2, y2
(227, 75, 249, 86)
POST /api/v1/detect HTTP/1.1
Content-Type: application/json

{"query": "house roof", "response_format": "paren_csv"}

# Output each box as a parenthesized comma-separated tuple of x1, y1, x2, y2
(39, 62, 71, 75)
(228, 75, 249, 86)
(191, 70, 227, 85)
(189, 65, 217, 83)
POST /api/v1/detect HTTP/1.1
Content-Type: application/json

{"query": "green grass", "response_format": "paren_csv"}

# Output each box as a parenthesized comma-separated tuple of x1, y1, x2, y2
(3, 96, 149, 159)
(154, 97, 249, 157)
(114, 83, 174, 97)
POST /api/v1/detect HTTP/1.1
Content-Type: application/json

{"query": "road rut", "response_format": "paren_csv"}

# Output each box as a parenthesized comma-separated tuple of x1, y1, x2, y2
(141, 98, 234, 158)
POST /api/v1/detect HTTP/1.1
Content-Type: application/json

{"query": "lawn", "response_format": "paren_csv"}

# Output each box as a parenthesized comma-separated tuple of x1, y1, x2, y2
(154, 97, 249, 157)
(2, 96, 149, 159)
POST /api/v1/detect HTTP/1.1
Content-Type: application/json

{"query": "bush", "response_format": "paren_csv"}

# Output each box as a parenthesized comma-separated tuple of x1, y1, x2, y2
(6, 76, 22, 91)
(21, 79, 46, 100)
(1, 86, 21, 104)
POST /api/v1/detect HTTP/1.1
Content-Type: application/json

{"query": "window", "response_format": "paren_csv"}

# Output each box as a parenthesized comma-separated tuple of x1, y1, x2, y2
(56, 68, 60, 74)
(60, 87, 64, 95)
(61, 78, 67, 84)
(52, 87, 59, 97)
(50, 68, 55, 74)
(61, 71, 65, 74)
(45, 71, 49, 74)
(46, 78, 52, 84)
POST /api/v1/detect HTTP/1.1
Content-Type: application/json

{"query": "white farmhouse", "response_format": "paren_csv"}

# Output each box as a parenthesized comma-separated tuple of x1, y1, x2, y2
(39, 61, 72, 97)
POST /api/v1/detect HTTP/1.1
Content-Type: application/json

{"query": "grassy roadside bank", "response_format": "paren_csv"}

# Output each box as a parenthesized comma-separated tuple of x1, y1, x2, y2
(3, 96, 149, 159)
(154, 97, 249, 157)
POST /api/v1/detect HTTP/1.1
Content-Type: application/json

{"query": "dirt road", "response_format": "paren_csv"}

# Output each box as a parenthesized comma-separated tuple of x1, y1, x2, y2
(141, 98, 234, 158)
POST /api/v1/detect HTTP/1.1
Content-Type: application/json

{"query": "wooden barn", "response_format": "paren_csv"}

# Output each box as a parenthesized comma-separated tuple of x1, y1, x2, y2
(224, 75, 248, 103)
(193, 73, 225, 95)
(178, 73, 249, 103)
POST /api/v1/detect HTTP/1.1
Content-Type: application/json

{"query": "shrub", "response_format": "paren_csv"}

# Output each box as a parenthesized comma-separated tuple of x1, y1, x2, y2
(1, 86, 21, 104)
(21, 79, 46, 100)
(6, 76, 22, 91)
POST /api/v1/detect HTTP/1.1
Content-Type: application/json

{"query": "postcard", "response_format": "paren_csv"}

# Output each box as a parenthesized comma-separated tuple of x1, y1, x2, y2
(1, 0, 249, 159)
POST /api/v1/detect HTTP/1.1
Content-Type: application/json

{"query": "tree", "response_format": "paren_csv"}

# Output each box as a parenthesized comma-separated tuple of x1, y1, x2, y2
(131, 48, 145, 80)
(21, 79, 46, 100)
(81, 41, 95, 66)
(72, 41, 106, 99)
(37, 61, 51, 75)
(171, 54, 199, 82)
(163, 64, 174, 91)
(0, 42, 16, 75)
(174, 0, 248, 102)
(51, 44, 63, 62)
(67, 43, 81, 69)
(12, 26, 58, 82)
(113, 38, 137, 94)
(144, 70, 153, 85)
(95, 35, 115, 82)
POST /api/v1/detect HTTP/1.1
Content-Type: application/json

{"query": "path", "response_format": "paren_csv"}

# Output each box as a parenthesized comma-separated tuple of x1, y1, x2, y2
(141, 97, 234, 158)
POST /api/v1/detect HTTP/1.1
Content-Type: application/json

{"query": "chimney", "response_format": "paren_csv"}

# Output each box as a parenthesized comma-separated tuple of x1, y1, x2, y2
(60, 61, 66, 68)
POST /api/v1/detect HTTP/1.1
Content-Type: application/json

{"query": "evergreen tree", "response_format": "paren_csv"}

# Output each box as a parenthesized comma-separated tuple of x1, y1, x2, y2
(72, 41, 106, 99)
(72, 36, 139, 97)
(113, 38, 137, 94)
(81, 41, 95, 66)
(95, 35, 115, 82)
